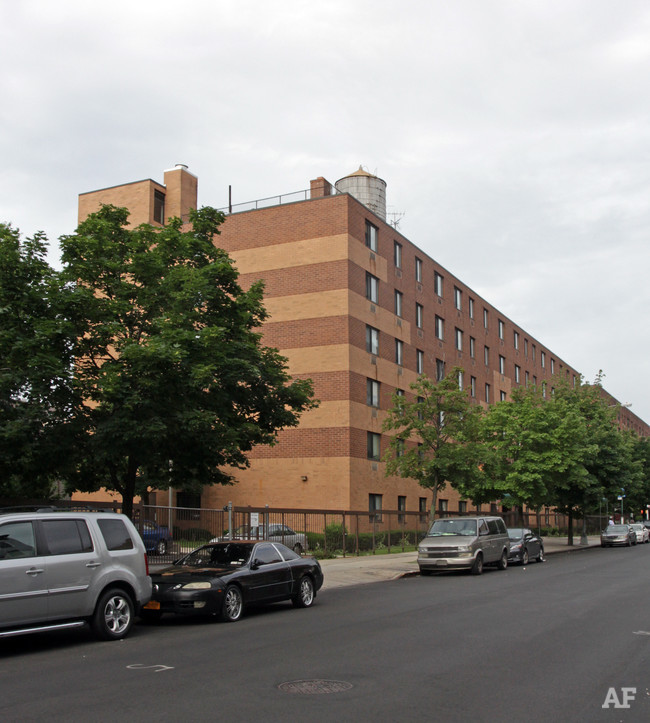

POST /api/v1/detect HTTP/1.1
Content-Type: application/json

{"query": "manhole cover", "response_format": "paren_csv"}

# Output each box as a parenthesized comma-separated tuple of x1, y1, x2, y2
(278, 679, 353, 695)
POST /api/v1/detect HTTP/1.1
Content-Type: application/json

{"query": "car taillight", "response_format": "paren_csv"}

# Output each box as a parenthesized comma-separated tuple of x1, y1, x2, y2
(144, 553, 150, 576)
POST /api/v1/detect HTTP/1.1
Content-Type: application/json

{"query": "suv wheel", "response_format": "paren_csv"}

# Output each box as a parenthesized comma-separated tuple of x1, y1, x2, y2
(91, 588, 134, 640)
(470, 553, 483, 575)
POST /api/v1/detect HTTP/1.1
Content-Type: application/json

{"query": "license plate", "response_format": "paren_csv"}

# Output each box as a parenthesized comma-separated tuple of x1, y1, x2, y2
(435, 560, 448, 567)
(143, 600, 160, 610)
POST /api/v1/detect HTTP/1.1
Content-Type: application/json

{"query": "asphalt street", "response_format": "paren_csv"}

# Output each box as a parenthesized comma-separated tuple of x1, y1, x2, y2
(2, 543, 650, 722)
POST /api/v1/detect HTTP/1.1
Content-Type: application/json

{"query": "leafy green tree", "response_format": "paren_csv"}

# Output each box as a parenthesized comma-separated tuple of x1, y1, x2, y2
(382, 367, 483, 521)
(478, 383, 592, 527)
(0, 224, 76, 498)
(60, 205, 316, 518)
(552, 375, 642, 539)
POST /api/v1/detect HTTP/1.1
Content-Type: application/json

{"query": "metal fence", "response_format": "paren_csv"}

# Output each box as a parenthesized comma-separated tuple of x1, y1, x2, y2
(0, 498, 611, 564)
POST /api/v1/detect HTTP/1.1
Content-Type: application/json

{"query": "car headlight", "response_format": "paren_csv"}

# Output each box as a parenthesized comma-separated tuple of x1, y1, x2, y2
(182, 581, 212, 590)
(418, 546, 427, 554)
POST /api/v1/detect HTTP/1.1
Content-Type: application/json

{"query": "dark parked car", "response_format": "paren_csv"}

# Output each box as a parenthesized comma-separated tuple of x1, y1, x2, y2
(142, 540, 323, 622)
(601, 524, 636, 547)
(507, 528, 545, 564)
(140, 520, 172, 555)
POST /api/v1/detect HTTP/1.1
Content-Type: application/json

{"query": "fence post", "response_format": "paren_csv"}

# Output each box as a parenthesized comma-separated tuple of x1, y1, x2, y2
(342, 512, 347, 558)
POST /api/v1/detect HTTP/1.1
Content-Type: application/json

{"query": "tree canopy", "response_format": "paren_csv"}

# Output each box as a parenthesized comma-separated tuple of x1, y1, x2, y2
(382, 367, 483, 520)
(0, 224, 77, 497)
(0, 207, 316, 516)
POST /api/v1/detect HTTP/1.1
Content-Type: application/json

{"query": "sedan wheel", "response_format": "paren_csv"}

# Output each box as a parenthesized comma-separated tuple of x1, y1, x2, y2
(470, 553, 483, 575)
(522, 549, 529, 565)
(293, 576, 315, 608)
(537, 547, 545, 562)
(155, 539, 167, 555)
(222, 585, 243, 622)
(292, 543, 303, 554)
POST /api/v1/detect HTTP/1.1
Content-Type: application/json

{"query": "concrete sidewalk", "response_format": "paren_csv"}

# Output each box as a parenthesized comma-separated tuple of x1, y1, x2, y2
(318, 535, 602, 590)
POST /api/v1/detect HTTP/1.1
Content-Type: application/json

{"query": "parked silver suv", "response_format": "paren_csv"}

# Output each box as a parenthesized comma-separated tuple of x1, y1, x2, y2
(0, 510, 151, 640)
(418, 516, 510, 575)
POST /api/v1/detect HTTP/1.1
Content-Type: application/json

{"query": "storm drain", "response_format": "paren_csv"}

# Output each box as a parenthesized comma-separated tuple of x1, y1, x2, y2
(278, 679, 353, 695)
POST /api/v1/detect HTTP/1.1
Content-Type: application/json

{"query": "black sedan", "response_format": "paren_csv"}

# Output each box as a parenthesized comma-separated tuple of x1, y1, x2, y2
(507, 528, 545, 564)
(142, 540, 323, 622)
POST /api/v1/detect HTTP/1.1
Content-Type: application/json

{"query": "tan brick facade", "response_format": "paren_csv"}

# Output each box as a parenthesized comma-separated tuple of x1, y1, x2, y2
(77, 167, 650, 515)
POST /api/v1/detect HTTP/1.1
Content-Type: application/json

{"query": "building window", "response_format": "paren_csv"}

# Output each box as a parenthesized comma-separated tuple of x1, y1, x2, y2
(434, 271, 444, 297)
(369, 493, 382, 522)
(366, 325, 379, 355)
(457, 370, 464, 390)
(454, 286, 462, 310)
(459, 501, 468, 514)
(415, 257, 423, 283)
(394, 241, 402, 269)
(498, 319, 505, 340)
(435, 315, 444, 340)
(533, 375, 537, 386)
(438, 499, 448, 515)
(436, 358, 445, 381)
(532, 344, 536, 361)
(541, 351, 546, 368)
(417, 349, 424, 374)
(500, 391, 507, 402)
(514, 331, 519, 350)
(366, 273, 378, 303)
(395, 290, 403, 317)
(153, 190, 165, 224)
(499, 355, 505, 374)
(416, 303, 423, 329)
(515, 364, 521, 383)
(484, 345, 489, 366)
(524, 338, 528, 357)
(417, 396, 424, 420)
(176, 490, 201, 519)
(468, 297, 474, 319)
(367, 433, 381, 461)
(367, 379, 380, 407)
(470, 376, 476, 397)
(551, 358, 555, 374)
(398, 495, 406, 524)
(485, 383, 490, 403)
(469, 336, 476, 358)
(419, 497, 427, 523)
(455, 328, 463, 351)
(525, 370, 529, 385)
(365, 221, 378, 252)
(483, 308, 489, 329)
(542, 382, 547, 399)
(395, 339, 404, 366)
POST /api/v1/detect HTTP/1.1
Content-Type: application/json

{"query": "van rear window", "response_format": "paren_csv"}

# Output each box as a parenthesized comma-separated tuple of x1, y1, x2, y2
(98, 519, 134, 551)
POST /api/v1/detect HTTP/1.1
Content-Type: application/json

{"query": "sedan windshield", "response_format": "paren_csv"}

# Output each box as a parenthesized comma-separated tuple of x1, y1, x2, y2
(181, 543, 252, 567)
(427, 519, 477, 536)
(508, 529, 524, 539)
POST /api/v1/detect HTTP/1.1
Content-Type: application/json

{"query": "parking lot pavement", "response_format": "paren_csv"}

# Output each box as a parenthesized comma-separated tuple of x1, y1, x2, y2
(318, 535, 604, 590)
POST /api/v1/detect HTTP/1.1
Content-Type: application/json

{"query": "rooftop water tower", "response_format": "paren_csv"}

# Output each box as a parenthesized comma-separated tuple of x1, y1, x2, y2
(335, 166, 387, 221)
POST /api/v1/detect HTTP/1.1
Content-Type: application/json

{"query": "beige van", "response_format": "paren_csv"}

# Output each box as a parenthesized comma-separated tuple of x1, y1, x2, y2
(418, 516, 510, 576)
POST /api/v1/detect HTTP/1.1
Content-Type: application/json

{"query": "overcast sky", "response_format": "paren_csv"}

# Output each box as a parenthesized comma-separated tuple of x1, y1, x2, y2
(2, 0, 649, 423)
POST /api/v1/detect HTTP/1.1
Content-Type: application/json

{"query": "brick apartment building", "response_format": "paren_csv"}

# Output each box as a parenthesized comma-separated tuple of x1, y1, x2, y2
(77, 165, 650, 516)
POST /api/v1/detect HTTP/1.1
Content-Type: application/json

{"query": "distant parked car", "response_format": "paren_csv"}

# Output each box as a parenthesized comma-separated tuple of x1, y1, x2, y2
(629, 523, 649, 544)
(142, 540, 323, 622)
(601, 524, 636, 547)
(213, 524, 307, 553)
(140, 520, 172, 555)
(507, 528, 545, 564)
